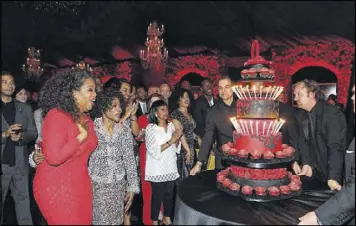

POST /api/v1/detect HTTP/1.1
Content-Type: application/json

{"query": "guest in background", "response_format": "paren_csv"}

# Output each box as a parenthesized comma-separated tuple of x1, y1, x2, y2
(292, 79, 346, 190)
(180, 80, 192, 91)
(14, 85, 29, 103)
(33, 70, 98, 225)
(136, 84, 148, 117)
(170, 88, 195, 177)
(1, 71, 37, 225)
(327, 94, 337, 105)
(193, 78, 216, 170)
(148, 85, 161, 97)
(94, 76, 103, 93)
(160, 83, 172, 105)
(298, 85, 355, 225)
(145, 100, 183, 225)
(336, 102, 345, 111)
(89, 88, 140, 225)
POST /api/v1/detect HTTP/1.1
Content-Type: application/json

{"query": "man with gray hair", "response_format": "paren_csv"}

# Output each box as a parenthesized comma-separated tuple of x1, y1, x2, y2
(293, 79, 346, 190)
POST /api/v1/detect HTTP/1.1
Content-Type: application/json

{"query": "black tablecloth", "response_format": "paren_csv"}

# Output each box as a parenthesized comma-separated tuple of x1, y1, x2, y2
(174, 170, 336, 225)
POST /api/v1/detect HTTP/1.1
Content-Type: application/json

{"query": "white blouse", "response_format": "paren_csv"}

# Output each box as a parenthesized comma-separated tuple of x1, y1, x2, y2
(145, 122, 181, 182)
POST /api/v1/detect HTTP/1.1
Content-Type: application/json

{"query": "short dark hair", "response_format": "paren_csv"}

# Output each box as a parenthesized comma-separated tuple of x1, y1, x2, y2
(91, 87, 126, 119)
(1, 71, 13, 77)
(148, 100, 168, 125)
(137, 83, 147, 91)
(147, 93, 164, 109)
(327, 94, 337, 102)
(201, 77, 212, 86)
(39, 70, 93, 122)
(218, 75, 232, 84)
(169, 88, 193, 111)
(295, 79, 325, 101)
(103, 77, 122, 90)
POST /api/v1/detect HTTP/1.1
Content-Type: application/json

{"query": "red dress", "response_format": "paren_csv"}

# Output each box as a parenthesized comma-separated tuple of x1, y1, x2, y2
(33, 109, 98, 225)
(138, 115, 152, 225)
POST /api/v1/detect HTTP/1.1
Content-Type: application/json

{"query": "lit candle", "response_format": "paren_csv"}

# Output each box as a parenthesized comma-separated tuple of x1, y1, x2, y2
(241, 85, 248, 99)
(269, 86, 276, 99)
(265, 86, 271, 99)
(246, 85, 251, 99)
(272, 120, 279, 134)
(266, 120, 273, 135)
(249, 120, 253, 134)
(262, 121, 266, 135)
(256, 121, 259, 136)
(259, 85, 263, 99)
(232, 86, 242, 99)
(238, 119, 246, 134)
(236, 86, 244, 99)
(243, 120, 249, 135)
(230, 117, 239, 132)
(252, 86, 256, 99)
(274, 119, 285, 134)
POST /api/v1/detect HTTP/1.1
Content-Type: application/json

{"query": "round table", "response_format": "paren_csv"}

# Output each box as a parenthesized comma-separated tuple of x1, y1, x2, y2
(174, 170, 335, 225)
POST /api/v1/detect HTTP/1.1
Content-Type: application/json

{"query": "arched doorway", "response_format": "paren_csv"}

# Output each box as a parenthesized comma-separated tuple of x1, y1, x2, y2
(291, 66, 338, 104)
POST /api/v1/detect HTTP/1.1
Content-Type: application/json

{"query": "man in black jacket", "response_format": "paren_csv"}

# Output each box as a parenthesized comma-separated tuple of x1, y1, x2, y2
(292, 79, 346, 190)
(190, 76, 236, 174)
(193, 78, 216, 141)
(298, 84, 355, 225)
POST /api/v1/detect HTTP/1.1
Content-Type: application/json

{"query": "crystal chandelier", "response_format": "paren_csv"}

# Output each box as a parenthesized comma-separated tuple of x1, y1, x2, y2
(22, 47, 44, 79)
(140, 21, 169, 69)
(72, 61, 93, 72)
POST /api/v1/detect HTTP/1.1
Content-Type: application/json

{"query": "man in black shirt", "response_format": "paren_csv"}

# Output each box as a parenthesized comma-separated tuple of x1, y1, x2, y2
(1, 71, 37, 225)
(190, 76, 237, 175)
(293, 79, 346, 190)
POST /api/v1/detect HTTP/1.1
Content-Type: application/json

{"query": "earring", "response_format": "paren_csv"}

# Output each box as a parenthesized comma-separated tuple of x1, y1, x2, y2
(155, 114, 158, 117)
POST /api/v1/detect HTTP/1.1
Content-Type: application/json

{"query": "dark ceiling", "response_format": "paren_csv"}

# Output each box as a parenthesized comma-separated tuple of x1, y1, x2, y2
(1, 1, 355, 72)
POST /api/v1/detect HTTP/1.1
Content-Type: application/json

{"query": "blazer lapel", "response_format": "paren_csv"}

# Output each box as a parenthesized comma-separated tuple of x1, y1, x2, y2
(14, 101, 24, 126)
(1, 113, 9, 130)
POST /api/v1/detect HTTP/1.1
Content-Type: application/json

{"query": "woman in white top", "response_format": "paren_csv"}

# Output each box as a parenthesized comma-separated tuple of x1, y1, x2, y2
(145, 100, 183, 225)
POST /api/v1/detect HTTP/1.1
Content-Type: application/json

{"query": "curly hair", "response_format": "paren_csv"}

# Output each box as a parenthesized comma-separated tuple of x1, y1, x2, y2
(90, 87, 126, 119)
(39, 70, 93, 122)
(168, 87, 194, 112)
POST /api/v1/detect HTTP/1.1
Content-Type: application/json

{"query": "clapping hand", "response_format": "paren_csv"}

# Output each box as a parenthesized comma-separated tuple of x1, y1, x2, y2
(327, 179, 342, 191)
(76, 123, 88, 143)
(297, 164, 313, 177)
(33, 144, 45, 165)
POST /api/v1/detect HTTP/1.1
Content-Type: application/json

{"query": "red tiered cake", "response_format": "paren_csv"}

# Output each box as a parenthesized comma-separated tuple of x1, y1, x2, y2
(216, 40, 301, 202)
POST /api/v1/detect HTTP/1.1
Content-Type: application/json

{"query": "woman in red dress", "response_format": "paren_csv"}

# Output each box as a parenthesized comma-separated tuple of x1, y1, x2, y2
(33, 70, 98, 225)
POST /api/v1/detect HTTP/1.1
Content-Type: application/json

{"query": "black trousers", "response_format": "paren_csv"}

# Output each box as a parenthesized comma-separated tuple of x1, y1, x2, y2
(150, 180, 175, 221)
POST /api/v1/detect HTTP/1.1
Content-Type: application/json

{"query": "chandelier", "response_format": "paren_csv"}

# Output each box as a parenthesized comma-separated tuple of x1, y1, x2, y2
(22, 47, 44, 79)
(72, 61, 93, 72)
(140, 21, 168, 69)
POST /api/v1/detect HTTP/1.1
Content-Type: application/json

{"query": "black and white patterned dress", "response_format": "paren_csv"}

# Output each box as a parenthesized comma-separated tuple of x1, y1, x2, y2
(88, 117, 140, 225)
(170, 109, 196, 176)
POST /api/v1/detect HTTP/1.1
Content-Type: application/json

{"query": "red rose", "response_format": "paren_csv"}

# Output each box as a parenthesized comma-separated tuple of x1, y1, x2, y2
(244, 172, 252, 179)
(282, 144, 288, 148)
(217, 175, 225, 183)
(291, 175, 301, 182)
(230, 183, 240, 191)
(275, 151, 286, 159)
(283, 147, 294, 157)
(287, 172, 293, 178)
(237, 170, 245, 178)
(221, 169, 229, 176)
(227, 142, 234, 148)
(289, 183, 300, 192)
(238, 149, 248, 158)
(280, 185, 291, 195)
(241, 185, 253, 195)
(268, 186, 280, 196)
(221, 143, 232, 153)
(222, 178, 232, 188)
(255, 186, 266, 196)
(263, 151, 275, 159)
(230, 148, 239, 156)
(250, 149, 262, 159)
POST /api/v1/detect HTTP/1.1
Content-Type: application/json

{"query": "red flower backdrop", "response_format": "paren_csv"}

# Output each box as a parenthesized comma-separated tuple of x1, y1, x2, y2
(272, 38, 355, 105)
(165, 55, 225, 96)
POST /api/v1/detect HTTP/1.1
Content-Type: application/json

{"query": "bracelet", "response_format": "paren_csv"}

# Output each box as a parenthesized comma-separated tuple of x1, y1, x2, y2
(166, 141, 171, 146)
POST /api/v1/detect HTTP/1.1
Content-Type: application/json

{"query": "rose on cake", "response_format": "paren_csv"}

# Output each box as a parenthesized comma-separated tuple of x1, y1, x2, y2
(282, 146, 295, 157)
(238, 149, 249, 158)
(255, 186, 267, 196)
(289, 183, 301, 192)
(241, 185, 253, 195)
(279, 185, 291, 195)
(222, 178, 232, 188)
(229, 148, 239, 156)
(230, 183, 240, 192)
(250, 149, 262, 159)
(275, 151, 286, 159)
(263, 151, 275, 159)
(268, 186, 280, 197)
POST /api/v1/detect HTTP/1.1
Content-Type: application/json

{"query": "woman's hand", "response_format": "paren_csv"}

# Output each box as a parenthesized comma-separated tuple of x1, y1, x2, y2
(124, 191, 134, 213)
(33, 148, 45, 165)
(170, 127, 183, 144)
(76, 123, 88, 143)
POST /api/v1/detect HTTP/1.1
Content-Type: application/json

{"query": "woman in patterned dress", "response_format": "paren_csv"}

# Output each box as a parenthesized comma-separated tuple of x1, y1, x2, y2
(88, 88, 140, 225)
(169, 88, 196, 178)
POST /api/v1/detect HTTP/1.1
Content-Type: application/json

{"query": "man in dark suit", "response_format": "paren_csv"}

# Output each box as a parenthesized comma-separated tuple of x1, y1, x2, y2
(1, 71, 38, 225)
(190, 76, 237, 174)
(136, 84, 148, 117)
(193, 78, 216, 141)
(292, 79, 346, 190)
(298, 84, 355, 225)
